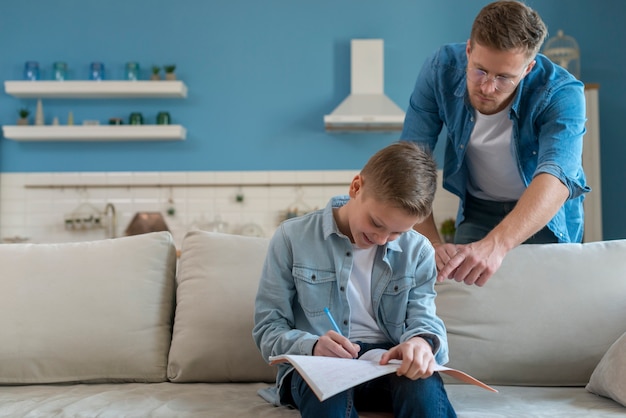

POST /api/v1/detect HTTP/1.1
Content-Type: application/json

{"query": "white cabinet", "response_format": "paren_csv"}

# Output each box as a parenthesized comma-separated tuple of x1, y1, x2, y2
(2, 81, 188, 141)
(583, 84, 602, 242)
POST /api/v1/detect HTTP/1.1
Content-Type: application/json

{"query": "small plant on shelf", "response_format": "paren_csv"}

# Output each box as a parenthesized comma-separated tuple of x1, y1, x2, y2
(151, 65, 161, 81)
(164, 64, 176, 80)
(440, 218, 456, 244)
(17, 108, 29, 125)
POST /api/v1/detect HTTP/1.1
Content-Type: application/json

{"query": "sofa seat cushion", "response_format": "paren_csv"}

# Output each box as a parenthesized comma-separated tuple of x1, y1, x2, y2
(436, 239, 626, 386)
(0, 383, 622, 417)
(445, 385, 625, 417)
(0, 232, 177, 384)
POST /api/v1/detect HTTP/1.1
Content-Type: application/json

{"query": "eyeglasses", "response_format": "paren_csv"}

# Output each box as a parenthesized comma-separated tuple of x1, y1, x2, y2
(466, 68, 522, 93)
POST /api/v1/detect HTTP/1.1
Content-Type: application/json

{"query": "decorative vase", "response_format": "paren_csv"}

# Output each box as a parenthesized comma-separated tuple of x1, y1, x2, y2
(35, 99, 44, 126)
(17, 117, 29, 126)
(165, 72, 176, 80)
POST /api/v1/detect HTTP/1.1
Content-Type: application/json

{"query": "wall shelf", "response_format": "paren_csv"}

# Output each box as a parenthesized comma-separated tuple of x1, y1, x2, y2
(4, 80, 188, 99)
(2, 125, 186, 141)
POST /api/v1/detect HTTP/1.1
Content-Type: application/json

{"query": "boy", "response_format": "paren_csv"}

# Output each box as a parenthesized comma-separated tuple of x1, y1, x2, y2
(253, 141, 456, 417)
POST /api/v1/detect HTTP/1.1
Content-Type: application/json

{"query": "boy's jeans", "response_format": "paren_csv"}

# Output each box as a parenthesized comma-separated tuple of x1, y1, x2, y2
(288, 342, 457, 418)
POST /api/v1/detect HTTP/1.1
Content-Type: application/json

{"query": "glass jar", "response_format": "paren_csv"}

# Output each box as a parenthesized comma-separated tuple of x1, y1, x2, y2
(125, 62, 140, 81)
(53, 62, 67, 81)
(24, 61, 40, 81)
(156, 111, 171, 125)
(129, 112, 143, 125)
(89, 62, 105, 80)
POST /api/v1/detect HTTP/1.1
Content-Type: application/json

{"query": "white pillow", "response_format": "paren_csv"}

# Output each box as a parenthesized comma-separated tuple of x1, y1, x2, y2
(167, 230, 276, 383)
(586, 332, 626, 407)
(0, 232, 177, 384)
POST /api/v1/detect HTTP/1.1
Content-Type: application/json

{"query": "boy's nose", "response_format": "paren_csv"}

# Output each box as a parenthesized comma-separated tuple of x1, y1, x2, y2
(373, 233, 389, 245)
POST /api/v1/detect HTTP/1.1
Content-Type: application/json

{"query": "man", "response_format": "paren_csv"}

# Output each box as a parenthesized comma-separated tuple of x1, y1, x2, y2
(401, 0, 589, 286)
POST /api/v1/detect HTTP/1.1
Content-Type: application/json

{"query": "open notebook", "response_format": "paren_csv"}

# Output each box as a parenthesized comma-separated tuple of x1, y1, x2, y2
(270, 348, 497, 402)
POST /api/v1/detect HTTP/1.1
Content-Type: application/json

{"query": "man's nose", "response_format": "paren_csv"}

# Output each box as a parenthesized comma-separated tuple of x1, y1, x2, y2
(480, 78, 497, 94)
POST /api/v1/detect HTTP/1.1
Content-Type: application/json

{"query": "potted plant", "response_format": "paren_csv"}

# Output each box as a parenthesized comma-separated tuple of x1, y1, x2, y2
(440, 218, 456, 243)
(164, 64, 176, 80)
(17, 108, 29, 125)
(150, 65, 161, 81)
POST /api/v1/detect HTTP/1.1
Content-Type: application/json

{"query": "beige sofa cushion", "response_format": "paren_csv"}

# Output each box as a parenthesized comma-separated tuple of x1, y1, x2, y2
(437, 239, 626, 386)
(586, 331, 626, 406)
(167, 230, 275, 383)
(0, 232, 177, 384)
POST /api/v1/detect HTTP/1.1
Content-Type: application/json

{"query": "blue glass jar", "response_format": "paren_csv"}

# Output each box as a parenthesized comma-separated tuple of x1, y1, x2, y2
(53, 62, 67, 81)
(89, 62, 105, 80)
(125, 62, 140, 81)
(24, 61, 40, 81)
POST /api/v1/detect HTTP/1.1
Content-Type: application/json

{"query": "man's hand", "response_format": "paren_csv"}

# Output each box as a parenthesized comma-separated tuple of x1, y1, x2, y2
(436, 239, 507, 286)
(313, 331, 360, 359)
(379, 337, 435, 380)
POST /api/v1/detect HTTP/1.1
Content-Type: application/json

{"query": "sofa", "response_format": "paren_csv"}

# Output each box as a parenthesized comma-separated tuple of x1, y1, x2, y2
(0, 229, 624, 417)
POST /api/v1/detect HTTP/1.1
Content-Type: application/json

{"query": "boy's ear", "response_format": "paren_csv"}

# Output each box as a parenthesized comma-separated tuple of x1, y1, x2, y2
(349, 174, 363, 197)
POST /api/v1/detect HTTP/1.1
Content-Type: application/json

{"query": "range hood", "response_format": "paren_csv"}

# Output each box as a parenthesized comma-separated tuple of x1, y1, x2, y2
(324, 39, 405, 132)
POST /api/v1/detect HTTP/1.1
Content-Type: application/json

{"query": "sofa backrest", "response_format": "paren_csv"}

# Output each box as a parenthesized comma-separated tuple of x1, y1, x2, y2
(437, 239, 626, 386)
(0, 231, 177, 384)
(169, 231, 626, 387)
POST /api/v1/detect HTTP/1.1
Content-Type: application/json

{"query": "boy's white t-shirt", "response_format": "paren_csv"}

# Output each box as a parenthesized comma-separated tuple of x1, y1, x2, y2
(465, 104, 526, 201)
(347, 244, 387, 343)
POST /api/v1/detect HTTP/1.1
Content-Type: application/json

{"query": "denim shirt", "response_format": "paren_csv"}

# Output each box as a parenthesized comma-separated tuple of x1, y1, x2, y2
(401, 43, 589, 242)
(253, 196, 449, 405)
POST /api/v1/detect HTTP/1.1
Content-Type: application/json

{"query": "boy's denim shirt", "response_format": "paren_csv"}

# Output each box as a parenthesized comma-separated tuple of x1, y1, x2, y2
(253, 196, 448, 405)
(401, 43, 590, 242)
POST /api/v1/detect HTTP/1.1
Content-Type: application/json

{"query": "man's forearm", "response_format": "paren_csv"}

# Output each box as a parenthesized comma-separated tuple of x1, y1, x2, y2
(485, 173, 569, 250)
(414, 213, 444, 245)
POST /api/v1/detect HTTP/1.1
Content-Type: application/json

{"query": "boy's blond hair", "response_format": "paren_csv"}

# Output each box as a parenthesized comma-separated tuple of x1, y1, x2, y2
(360, 141, 437, 218)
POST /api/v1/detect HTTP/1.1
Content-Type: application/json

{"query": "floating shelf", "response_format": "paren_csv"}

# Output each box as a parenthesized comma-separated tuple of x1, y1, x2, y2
(2, 125, 186, 141)
(4, 80, 188, 99)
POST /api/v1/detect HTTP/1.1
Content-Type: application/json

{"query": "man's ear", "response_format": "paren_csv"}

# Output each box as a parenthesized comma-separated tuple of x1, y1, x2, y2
(465, 39, 472, 57)
(523, 59, 536, 77)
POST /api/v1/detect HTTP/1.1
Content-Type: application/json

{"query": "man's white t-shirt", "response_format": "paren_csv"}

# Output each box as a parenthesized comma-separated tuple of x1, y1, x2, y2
(465, 104, 526, 201)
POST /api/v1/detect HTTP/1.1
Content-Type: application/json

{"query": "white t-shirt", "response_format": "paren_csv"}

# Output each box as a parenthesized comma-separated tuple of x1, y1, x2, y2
(465, 104, 526, 201)
(347, 245, 386, 343)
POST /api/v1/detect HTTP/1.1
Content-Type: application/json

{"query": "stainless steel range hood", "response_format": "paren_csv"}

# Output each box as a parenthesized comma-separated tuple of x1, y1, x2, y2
(324, 39, 405, 132)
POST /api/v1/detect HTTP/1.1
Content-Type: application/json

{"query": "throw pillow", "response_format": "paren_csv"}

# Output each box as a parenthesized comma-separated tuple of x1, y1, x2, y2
(167, 230, 276, 383)
(0, 232, 177, 384)
(586, 332, 626, 407)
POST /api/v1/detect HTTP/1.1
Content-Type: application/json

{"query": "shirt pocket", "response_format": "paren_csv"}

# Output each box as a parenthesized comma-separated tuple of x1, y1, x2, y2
(379, 275, 415, 329)
(292, 266, 337, 315)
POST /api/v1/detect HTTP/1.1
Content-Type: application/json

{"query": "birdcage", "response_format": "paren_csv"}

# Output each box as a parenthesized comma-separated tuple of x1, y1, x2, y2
(543, 30, 580, 79)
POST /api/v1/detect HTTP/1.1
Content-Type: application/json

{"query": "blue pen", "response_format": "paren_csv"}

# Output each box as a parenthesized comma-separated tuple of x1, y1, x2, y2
(323, 307, 342, 335)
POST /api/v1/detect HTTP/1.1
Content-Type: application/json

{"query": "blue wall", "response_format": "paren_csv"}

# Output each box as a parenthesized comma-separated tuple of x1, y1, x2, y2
(1, 0, 625, 239)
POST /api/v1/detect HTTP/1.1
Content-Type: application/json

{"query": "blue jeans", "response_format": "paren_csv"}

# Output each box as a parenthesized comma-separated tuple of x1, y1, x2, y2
(455, 193, 558, 245)
(286, 342, 457, 418)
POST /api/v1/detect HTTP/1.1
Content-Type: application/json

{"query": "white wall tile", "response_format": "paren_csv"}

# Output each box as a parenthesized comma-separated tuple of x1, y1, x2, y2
(0, 170, 459, 246)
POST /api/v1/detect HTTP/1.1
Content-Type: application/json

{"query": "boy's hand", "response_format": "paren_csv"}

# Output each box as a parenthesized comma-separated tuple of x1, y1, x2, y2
(380, 337, 435, 380)
(313, 331, 360, 359)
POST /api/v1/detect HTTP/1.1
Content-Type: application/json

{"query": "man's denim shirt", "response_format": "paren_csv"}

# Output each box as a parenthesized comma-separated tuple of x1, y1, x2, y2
(401, 43, 590, 242)
(253, 196, 448, 405)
